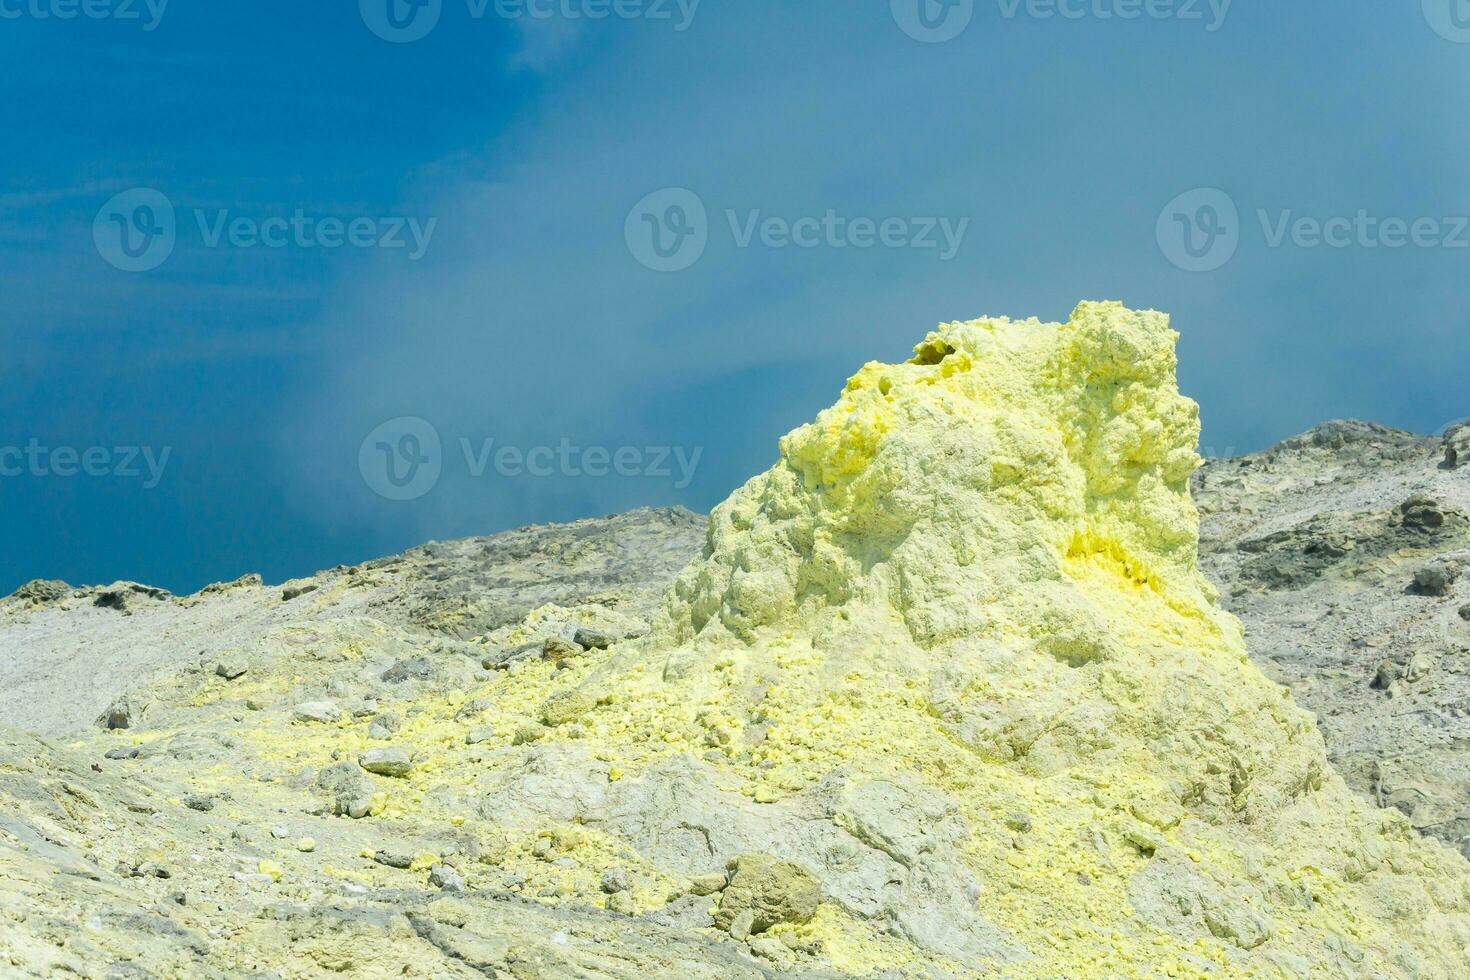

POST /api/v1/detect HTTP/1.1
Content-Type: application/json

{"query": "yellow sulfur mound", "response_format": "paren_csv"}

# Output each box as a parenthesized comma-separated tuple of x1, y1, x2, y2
(550, 301, 1469, 975)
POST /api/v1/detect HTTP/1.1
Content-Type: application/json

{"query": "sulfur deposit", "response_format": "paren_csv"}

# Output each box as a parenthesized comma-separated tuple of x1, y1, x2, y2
(3, 302, 1469, 977)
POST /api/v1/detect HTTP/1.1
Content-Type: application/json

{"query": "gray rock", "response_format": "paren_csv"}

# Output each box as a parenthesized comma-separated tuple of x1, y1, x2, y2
(481, 641, 542, 671)
(747, 936, 796, 970)
(382, 657, 435, 683)
(542, 637, 582, 663)
(1444, 422, 1470, 468)
(1413, 564, 1456, 597)
(359, 747, 414, 778)
(373, 850, 413, 869)
(600, 868, 631, 894)
(316, 760, 373, 817)
(573, 626, 614, 650)
(96, 694, 150, 731)
(4, 579, 71, 608)
(1371, 660, 1402, 691)
(281, 582, 318, 602)
(539, 689, 595, 727)
(645, 894, 716, 931)
(293, 701, 341, 724)
(93, 582, 171, 614)
(712, 854, 821, 934)
(215, 657, 248, 681)
(429, 863, 466, 893)
(367, 712, 401, 740)
(727, 909, 755, 941)
(688, 872, 727, 896)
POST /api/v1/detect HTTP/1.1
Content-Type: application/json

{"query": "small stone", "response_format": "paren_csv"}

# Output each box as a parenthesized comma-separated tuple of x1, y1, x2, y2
(542, 637, 582, 662)
(1412, 565, 1456, 598)
(1445, 424, 1470, 468)
(465, 727, 494, 745)
(215, 657, 248, 681)
(281, 582, 318, 602)
(532, 838, 554, 860)
(104, 747, 139, 761)
(1371, 660, 1402, 691)
(1458, 604, 1470, 622)
(712, 854, 821, 935)
(270, 825, 290, 839)
(728, 909, 756, 942)
(1405, 653, 1434, 683)
(183, 795, 214, 812)
(132, 859, 172, 879)
(429, 863, 466, 893)
(359, 747, 414, 778)
(511, 723, 544, 746)
(1005, 813, 1033, 833)
(539, 689, 595, 727)
(606, 890, 637, 915)
(454, 699, 492, 721)
(293, 701, 341, 724)
(245, 699, 265, 712)
(296, 838, 316, 853)
(688, 872, 727, 896)
(748, 936, 796, 970)
(1124, 829, 1161, 856)
(573, 626, 613, 650)
(368, 713, 401, 740)
(374, 851, 413, 869)
(482, 641, 541, 671)
(382, 657, 435, 684)
(1399, 494, 1446, 530)
(600, 868, 631, 894)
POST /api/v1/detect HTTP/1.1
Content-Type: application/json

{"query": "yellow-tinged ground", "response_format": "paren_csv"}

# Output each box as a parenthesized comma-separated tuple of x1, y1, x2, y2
(84, 302, 1470, 977)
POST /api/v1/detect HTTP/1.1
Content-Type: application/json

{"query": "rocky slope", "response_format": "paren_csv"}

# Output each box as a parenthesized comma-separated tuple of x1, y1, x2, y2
(1195, 420, 1470, 859)
(1, 306, 1468, 978)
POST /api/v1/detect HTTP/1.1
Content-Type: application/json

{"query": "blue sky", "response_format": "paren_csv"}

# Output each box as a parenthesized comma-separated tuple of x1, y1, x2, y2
(3, 1, 1469, 595)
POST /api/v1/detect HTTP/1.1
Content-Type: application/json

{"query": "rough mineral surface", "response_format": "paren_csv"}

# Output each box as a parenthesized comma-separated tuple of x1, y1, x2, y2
(2, 302, 1468, 977)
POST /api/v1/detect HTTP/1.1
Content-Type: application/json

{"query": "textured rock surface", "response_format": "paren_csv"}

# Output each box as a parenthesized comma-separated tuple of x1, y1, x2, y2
(2, 303, 1468, 977)
(1194, 420, 1470, 860)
